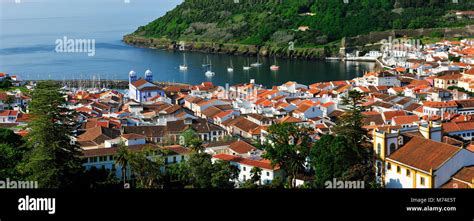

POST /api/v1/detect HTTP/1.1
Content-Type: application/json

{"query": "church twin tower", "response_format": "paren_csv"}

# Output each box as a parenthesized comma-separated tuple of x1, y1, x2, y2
(129, 69, 153, 83)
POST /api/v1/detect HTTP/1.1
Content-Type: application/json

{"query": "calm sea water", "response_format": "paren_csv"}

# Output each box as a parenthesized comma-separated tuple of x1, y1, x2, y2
(0, 0, 375, 87)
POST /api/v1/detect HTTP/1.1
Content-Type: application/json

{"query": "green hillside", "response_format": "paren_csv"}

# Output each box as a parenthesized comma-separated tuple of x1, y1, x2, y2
(132, 0, 473, 48)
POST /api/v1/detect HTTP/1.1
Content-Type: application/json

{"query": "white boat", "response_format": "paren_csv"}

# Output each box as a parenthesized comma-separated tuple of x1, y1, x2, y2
(243, 59, 251, 71)
(251, 53, 262, 67)
(179, 54, 188, 71)
(202, 56, 211, 67)
(227, 60, 234, 72)
(270, 56, 279, 71)
(205, 60, 215, 77)
(205, 71, 215, 77)
(179, 65, 188, 71)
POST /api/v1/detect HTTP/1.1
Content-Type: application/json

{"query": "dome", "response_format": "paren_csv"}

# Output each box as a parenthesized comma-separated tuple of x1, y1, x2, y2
(129, 70, 136, 76)
(145, 69, 152, 76)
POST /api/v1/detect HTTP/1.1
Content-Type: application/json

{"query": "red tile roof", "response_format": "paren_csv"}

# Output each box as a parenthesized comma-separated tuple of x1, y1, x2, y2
(277, 115, 302, 124)
(16, 130, 28, 137)
(162, 145, 190, 155)
(229, 140, 257, 154)
(435, 73, 462, 80)
(392, 115, 419, 125)
(0, 110, 18, 117)
(442, 121, 474, 133)
(213, 154, 279, 170)
(465, 68, 474, 75)
(452, 166, 474, 183)
(321, 101, 335, 108)
(16, 113, 31, 122)
(382, 110, 406, 121)
(121, 133, 146, 140)
(76, 106, 93, 113)
(423, 101, 457, 108)
(214, 110, 233, 119)
(441, 179, 470, 189)
(131, 79, 149, 88)
(294, 103, 313, 113)
(388, 136, 461, 172)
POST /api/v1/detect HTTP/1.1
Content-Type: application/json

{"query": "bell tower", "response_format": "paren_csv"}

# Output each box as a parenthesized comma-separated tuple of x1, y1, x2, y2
(145, 69, 153, 83)
(129, 70, 137, 83)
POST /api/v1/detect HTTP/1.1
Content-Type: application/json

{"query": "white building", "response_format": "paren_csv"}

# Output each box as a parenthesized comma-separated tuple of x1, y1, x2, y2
(355, 71, 401, 87)
(292, 103, 323, 120)
(0, 110, 18, 123)
(212, 154, 284, 186)
(128, 70, 165, 103)
(81, 143, 190, 179)
(422, 101, 458, 116)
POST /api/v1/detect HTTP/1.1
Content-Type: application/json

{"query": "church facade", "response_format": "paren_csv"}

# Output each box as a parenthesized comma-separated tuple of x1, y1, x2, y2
(128, 70, 165, 103)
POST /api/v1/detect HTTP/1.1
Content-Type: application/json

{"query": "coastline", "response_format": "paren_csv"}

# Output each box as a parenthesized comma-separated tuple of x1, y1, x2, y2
(123, 25, 474, 61)
(122, 34, 331, 60)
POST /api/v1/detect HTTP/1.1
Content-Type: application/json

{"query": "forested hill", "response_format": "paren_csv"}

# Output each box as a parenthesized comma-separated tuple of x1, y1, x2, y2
(131, 0, 473, 48)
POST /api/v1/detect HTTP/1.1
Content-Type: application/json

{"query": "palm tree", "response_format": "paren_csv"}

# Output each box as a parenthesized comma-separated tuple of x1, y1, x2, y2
(189, 138, 204, 153)
(128, 148, 165, 189)
(115, 143, 129, 187)
(250, 167, 262, 185)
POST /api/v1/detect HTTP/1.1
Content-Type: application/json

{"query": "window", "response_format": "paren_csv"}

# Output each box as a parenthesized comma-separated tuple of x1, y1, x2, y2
(376, 162, 382, 176)
(266, 172, 270, 176)
(377, 143, 381, 155)
(406, 169, 411, 177)
(173, 156, 177, 163)
(243, 167, 246, 171)
(387, 162, 391, 170)
(164, 158, 168, 164)
(420, 177, 426, 186)
(90, 157, 97, 163)
(243, 175, 246, 181)
(397, 166, 401, 174)
(389, 143, 396, 154)
(181, 156, 185, 161)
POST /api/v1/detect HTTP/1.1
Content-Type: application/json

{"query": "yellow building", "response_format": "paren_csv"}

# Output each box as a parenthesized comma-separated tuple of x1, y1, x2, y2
(373, 122, 474, 188)
(372, 122, 457, 188)
(433, 73, 462, 89)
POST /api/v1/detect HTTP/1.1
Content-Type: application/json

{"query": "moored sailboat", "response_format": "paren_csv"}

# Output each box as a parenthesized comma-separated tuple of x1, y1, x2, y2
(205, 60, 215, 77)
(202, 56, 211, 67)
(243, 58, 251, 71)
(251, 53, 262, 67)
(179, 53, 188, 71)
(227, 60, 234, 72)
(270, 56, 279, 71)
